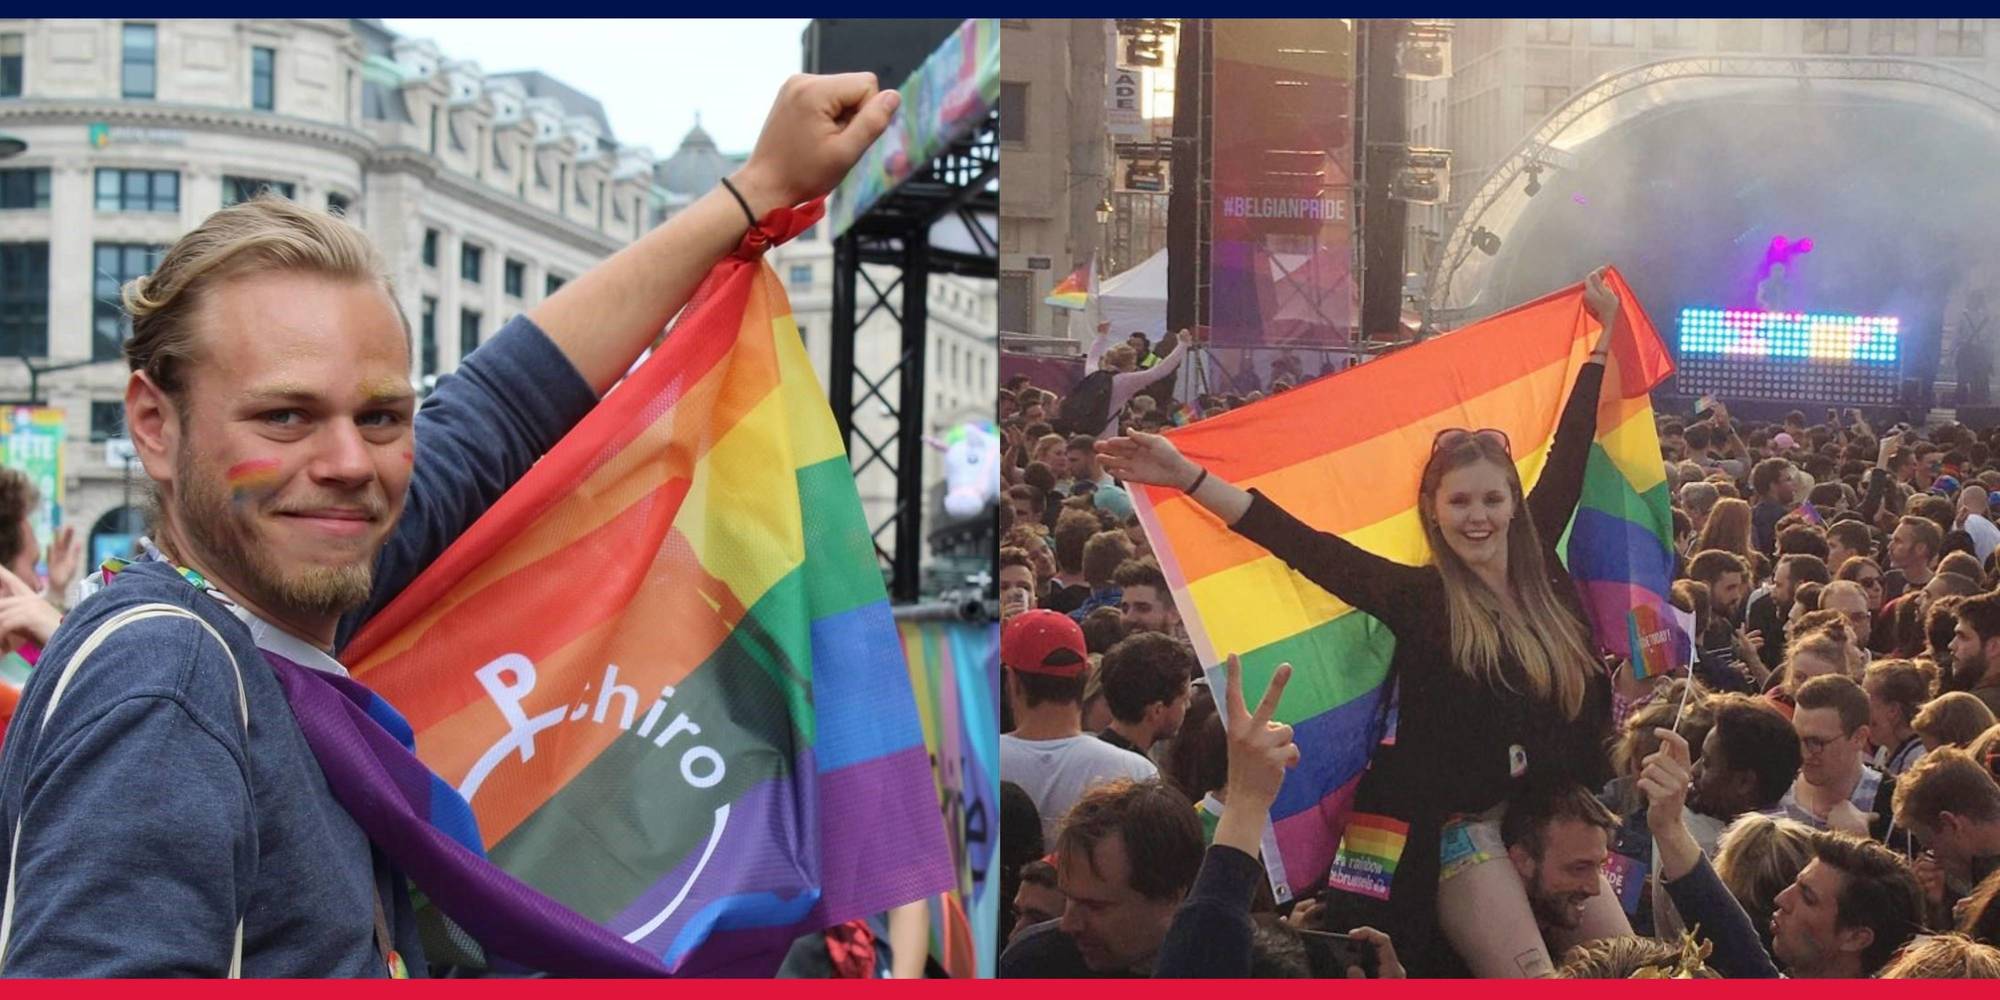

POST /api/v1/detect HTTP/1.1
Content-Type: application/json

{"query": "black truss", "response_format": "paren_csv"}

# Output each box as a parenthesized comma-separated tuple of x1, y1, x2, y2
(830, 108, 998, 602)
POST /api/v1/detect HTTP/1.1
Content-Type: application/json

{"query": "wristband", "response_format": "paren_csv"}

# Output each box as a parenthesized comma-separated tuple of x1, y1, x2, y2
(718, 176, 761, 232)
(1185, 467, 1210, 494)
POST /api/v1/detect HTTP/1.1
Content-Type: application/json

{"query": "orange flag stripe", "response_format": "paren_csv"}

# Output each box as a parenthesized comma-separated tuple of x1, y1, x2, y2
(360, 477, 695, 731)
(418, 525, 752, 844)
(348, 276, 785, 664)
(1148, 361, 1654, 583)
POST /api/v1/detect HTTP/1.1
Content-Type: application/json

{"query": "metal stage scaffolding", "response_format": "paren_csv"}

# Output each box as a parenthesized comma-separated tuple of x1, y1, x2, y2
(828, 106, 998, 603)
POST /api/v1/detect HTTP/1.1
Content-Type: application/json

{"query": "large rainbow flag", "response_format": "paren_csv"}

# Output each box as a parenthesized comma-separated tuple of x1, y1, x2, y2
(1129, 270, 1678, 898)
(340, 200, 954, 974)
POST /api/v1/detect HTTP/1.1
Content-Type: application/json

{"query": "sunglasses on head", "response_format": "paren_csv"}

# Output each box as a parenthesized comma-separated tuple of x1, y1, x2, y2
(1433, 427, 1512, 455)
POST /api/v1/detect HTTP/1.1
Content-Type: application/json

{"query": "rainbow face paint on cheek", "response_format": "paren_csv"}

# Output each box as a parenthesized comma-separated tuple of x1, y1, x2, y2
(226, 458, 283, 503)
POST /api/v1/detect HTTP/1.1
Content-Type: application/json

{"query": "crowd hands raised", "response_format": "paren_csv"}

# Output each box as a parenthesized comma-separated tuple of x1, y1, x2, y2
(998, 270, 2000, 979)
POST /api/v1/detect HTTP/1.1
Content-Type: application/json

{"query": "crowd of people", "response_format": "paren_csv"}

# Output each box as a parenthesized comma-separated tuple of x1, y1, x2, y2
(996, 269, 2000, 978)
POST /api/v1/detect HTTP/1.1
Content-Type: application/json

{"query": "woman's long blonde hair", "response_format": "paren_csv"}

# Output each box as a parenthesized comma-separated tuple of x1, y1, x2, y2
(1695, 497, 1756, 564)
(1418, 436, 1596, 719)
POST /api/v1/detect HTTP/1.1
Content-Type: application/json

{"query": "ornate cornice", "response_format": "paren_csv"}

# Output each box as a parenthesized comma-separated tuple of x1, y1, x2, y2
(369, 145, 623, 255)
(0, 99, 378, 160)
(2, 99, 629, 255)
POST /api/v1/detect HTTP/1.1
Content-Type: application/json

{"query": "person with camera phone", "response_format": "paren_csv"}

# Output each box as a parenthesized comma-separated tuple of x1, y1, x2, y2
(1152, 655, 1405, 978)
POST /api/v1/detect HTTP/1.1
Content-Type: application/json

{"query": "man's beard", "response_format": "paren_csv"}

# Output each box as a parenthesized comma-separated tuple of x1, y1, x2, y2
(1527, 872, 1590, 931)
(1953, 649, 1987, 689)
(173, 445, 380, 619)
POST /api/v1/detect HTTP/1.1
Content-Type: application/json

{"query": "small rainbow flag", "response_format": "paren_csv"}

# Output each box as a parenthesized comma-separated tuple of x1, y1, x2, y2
(1131, 268, 1677, 898)
(1799, 500, 1824, 527)
(1044, 260, 1091, 311)
(340, 200, 953, 974)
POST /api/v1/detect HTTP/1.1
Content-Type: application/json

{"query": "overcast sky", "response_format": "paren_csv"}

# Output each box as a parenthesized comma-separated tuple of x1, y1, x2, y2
(381, 19, 810, 159)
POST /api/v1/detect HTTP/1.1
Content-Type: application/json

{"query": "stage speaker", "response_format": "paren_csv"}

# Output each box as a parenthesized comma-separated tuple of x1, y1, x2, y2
(803, 19, 962, 85)
(1957, 405, 2000, 430)
(1359, 19, 1409, 340)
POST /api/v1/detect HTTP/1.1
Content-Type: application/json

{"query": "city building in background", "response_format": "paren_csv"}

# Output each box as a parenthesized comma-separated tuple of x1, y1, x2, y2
(0, 17, 993, 588)
(0, 17, 651, 566)
(999, 18, 1177, 343)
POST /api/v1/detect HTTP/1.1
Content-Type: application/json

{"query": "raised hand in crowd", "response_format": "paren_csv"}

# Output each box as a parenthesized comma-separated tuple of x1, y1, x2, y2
(0, 563, 61, 655)
(1638, 727, 1703, 882)
(1210, 653, 1297, 858)
(1583, 266, 1621, 352)
(1097, 433, 1254, 525)
(44, 524, 82, 605)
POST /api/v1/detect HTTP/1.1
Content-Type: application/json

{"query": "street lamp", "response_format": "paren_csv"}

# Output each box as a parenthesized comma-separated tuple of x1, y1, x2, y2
(1095, 196, 1114, 225)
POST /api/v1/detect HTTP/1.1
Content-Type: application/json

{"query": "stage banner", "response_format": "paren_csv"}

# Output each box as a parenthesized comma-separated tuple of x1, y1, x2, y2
(1209, 19, 1357, 349)
(830, 18, 999, 238)
(896, 617, 999, 977)
(0, 407, 65, 561)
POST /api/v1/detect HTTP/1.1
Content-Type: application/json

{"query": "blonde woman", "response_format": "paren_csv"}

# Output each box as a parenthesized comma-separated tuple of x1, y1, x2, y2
(1766, 620, 1868, 719)
(1712, 814, 1816, 954)
(1098, 269, 1628, 976)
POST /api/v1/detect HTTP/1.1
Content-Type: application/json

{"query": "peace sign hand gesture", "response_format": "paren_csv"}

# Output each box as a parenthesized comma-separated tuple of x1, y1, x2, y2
(1222, 653, 1299, 812)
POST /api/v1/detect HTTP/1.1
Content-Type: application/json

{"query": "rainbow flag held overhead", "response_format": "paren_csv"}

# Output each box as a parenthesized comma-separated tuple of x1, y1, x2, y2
(340, 199, 954, 975)
(1044, 260, 1092, 311)
(1130, 268, 1677, 898)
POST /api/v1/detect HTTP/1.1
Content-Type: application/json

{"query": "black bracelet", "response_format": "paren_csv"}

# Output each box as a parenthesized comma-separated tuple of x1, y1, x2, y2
(1184, 467, 1210, 494)
(718, 176, 760, 232)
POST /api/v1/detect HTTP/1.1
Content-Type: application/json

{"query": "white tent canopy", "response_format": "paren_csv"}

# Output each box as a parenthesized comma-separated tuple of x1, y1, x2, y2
(1098, 248, 1169, 343)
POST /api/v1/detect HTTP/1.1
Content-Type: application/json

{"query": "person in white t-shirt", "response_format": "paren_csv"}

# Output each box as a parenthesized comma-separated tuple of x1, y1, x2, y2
(999, 610, 1158, 844)
(1954, 485, 2000, 563)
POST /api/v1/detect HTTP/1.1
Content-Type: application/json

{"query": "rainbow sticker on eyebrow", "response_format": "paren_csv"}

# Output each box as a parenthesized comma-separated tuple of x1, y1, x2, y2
(226, 458, 283, 496)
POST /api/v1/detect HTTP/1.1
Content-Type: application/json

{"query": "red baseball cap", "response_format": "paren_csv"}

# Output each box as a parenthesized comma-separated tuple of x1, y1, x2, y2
(1002, 610, 1089, 677)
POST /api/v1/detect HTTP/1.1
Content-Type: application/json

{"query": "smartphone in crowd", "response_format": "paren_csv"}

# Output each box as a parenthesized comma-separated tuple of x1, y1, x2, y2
(1296, 929, 1379, 978)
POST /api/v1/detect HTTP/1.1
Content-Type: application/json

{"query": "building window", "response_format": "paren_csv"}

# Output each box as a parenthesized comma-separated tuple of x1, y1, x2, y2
(1650, 19, 1699, 48)
(1800, 19, 1851, 53)
(251, 46, 275, 111)
(1, 33, 23, 98)
(1869, 19, 1918, 54)
(1588, 19, 1634, 46)
(1716, 19, 1762, 51)
(90, 401, 125, 443)
(460, 243, 483, 284)
(546, 273, 565, 296)
(1524, 19, 1574, 44)
(1938, 19, 1985, 57)
(0, 242, 49, 357)
(95, 168, 178, 213)
(0, 168, 50, 209)
(93, 243, 159, 361)
(122, 23, 157, 100)
(221, 175, 294, 205)
(1000, 272, 1032, 335)
(504, 258, 525, 298)
(420, 296, 438, 378)
(459, 308, 481, 359)
(327, 192, 350, 217)
(999, 82, 1027, 144)
(1524, 85, 1571, 116)
(789, 264, 813, 289)
(800, 223, 820, 243)
(422, 228, 438, 268)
